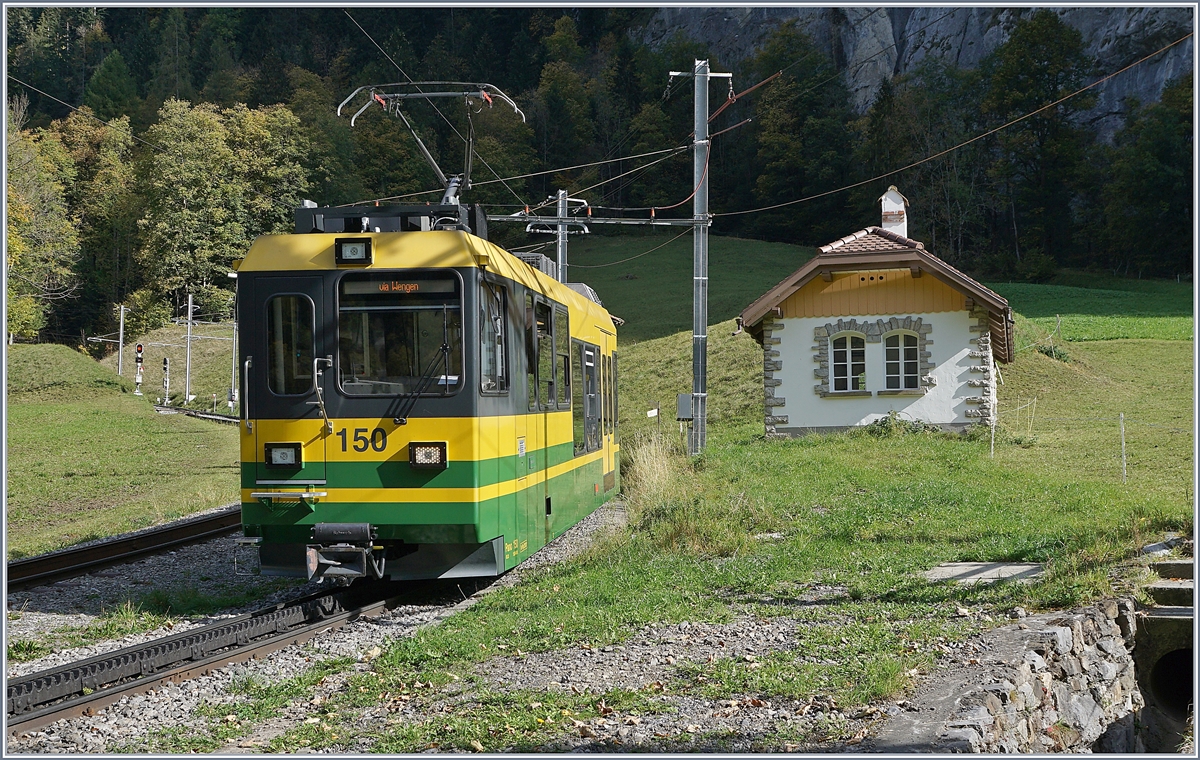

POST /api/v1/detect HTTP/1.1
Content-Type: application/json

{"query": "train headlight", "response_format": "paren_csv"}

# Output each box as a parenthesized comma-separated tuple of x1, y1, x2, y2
(409, 442, 448, 470)
(335, 237, 372, 266)
(265, 443, 303, 468)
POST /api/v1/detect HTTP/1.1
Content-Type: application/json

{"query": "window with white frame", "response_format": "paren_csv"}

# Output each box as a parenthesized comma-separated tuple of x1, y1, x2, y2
(885, 333, 919, 389)
(831, 334, 866, 391)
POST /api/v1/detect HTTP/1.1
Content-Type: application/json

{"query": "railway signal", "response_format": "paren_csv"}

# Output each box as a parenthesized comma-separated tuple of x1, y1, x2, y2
(133, 344, 145, 395)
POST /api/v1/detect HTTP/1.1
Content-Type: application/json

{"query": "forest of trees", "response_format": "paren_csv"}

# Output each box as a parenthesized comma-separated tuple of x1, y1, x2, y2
(6, 8, 1193, 347)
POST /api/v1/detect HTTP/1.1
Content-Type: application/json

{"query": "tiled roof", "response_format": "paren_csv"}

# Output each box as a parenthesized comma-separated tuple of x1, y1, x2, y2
(819, 227, 925, 255)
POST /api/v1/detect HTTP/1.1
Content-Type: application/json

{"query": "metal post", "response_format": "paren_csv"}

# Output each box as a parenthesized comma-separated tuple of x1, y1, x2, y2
(556, 189, 568, 283)
(690, 59, 710, 456)
(184, 293, 194, 403)
(1120, 412, 1127, 484)
(116, 305, 127, 376)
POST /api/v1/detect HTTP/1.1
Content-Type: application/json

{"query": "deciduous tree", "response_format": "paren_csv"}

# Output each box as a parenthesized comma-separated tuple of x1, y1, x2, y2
(6, 100, 81, 339)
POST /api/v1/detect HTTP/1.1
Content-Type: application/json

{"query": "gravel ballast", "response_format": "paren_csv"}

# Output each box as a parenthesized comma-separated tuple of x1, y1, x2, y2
(5, 503, 1135, 754)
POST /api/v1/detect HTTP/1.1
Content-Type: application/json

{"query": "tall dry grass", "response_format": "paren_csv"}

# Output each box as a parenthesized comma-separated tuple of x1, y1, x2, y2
(621, 430, 755, 557)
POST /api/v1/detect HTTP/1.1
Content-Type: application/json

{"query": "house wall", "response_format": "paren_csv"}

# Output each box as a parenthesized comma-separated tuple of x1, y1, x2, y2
(768, 309, 986, 434)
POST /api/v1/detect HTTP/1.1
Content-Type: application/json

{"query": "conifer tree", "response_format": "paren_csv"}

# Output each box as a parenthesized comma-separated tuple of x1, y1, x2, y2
(83, 50, 140, 122)
(980, 9, 1095, 270)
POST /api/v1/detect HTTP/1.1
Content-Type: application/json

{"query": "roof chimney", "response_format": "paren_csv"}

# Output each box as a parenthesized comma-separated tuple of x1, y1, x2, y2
(879, 185, 909, 239)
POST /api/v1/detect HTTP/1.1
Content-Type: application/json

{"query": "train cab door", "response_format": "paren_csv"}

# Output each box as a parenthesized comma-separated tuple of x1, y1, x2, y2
(248, 276, 329, 487)
(600, 329, 616, 494)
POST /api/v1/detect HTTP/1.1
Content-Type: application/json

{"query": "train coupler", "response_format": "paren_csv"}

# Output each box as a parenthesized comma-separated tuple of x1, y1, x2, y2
(305, 523, 386, 580)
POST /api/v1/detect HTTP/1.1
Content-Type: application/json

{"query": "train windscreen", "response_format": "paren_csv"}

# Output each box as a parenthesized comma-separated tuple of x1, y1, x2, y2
(337, 272, 463, 396)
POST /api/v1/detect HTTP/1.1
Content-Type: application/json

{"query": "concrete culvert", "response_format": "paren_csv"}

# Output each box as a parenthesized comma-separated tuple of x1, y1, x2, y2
(1149, 648, 1194, 721)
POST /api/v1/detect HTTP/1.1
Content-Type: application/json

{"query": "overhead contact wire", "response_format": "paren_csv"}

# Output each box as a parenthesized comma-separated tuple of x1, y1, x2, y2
(337, 146, 689, 208)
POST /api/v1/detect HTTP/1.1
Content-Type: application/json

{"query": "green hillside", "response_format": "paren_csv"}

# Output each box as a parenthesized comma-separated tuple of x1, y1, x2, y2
(616, 274, 1192, 617)
(986, 272, 1193, 341)
(567, 232, 811, 344)
(6, 343, 240, 559)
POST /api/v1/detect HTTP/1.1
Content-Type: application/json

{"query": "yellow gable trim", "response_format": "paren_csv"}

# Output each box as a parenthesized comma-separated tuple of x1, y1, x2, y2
(781, 269, 965, 318)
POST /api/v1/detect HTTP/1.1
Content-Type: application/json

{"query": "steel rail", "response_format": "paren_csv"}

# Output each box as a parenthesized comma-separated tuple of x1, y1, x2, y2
(6, 581, 432, 734)
(6, 506, 242, 592)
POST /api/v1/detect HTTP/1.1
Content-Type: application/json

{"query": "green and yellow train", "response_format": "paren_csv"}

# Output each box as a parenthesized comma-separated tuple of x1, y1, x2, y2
(235, 201, 619, 581)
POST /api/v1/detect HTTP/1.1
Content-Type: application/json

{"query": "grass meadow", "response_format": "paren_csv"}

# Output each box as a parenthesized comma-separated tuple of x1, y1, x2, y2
(6, 343, 240, 559)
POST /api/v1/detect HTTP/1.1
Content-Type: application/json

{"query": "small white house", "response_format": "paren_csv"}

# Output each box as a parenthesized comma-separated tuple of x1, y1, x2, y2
(739, 187, 1014, 436)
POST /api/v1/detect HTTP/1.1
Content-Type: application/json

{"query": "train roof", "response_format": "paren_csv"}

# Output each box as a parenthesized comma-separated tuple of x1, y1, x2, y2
(238, 218, 617, 332)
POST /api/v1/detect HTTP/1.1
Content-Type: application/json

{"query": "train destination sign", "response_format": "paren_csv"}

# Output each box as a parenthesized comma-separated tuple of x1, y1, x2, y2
(343, 279, 455, 295)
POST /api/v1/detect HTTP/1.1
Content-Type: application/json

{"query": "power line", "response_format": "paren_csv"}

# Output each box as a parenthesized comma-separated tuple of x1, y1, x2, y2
(336, 145, 689, 208)
(714, 31, 1194, 218)
(545, 148, 691, 213)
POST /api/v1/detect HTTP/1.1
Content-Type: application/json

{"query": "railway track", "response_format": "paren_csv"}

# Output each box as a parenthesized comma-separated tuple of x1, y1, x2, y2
(6, 506, 242, 593)
(7, 579, 434, 734)
(152, 405, 239, 425)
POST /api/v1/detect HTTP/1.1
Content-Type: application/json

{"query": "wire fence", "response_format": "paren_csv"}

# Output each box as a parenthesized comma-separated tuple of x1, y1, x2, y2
(991, 396, 1194, 486)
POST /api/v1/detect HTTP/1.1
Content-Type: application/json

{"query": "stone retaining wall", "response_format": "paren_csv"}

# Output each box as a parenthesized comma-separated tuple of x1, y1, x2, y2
(937, 599, 1143, 753)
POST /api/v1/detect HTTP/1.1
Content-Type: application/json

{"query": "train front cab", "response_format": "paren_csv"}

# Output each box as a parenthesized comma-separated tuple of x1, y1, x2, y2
(236, 232, 619, 581)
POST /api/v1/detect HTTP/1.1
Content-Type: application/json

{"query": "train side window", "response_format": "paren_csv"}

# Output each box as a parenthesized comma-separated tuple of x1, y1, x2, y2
(480, 283, 507, 393)
(536, 302, 553, 410)
(554, 308, 570, 409)
(266, 294, 314, 395)
(603, 354, 612, 436)
(571, 340, 585, 455)
(584, 345, 600, 452)
(600, 355, 609, 434)
(612, 351, 619, 443)
(526, 294, 536, 411)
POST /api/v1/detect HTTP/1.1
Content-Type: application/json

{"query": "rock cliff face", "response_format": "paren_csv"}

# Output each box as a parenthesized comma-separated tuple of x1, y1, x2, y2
(637, 7, 1193, 140)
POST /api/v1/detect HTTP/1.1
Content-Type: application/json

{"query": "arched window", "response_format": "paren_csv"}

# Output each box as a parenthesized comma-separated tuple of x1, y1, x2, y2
(885, 333, 919, 390)
(831, 334, 866, 391)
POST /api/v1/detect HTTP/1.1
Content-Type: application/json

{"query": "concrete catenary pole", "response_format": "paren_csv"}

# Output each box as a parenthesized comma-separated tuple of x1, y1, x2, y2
(185, 293, 194, 402)
(690, 59, 710, 455)
(556, 189, 568, 283)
